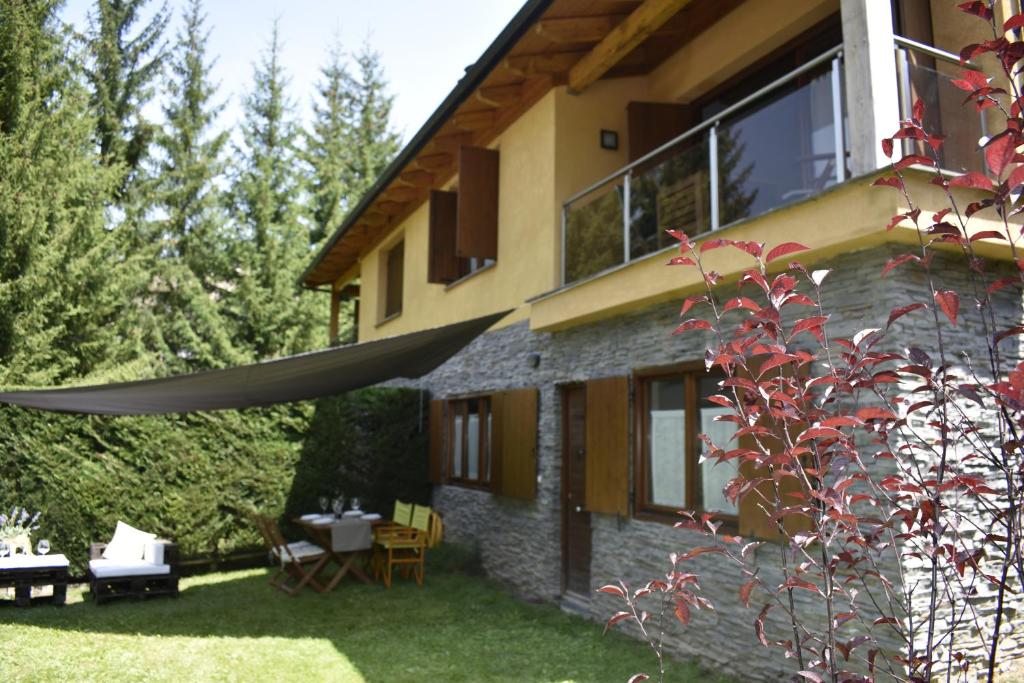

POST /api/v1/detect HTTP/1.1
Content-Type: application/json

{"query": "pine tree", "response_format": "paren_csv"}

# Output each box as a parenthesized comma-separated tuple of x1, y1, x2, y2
(84, 0, 169, 183)
(305, 41, 399, 247)
(340, 42, 400, 215)
(144, 0, 241, 371)
(226, 22, 324, 359)
(0, 0, 132, 385)
(305, 40, 351, 246)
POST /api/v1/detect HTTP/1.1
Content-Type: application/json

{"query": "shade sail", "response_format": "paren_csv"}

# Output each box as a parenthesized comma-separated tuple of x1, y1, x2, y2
(0, 311, 508, 416)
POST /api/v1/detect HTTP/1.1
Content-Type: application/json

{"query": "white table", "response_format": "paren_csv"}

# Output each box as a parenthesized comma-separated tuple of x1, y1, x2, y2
(0, 553, 69, 607)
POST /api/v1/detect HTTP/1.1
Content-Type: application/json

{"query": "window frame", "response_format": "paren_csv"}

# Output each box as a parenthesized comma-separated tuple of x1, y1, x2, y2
(632, 362, 739, 526)
(445, 394, 492, 490)
(381, 239, 404, 322)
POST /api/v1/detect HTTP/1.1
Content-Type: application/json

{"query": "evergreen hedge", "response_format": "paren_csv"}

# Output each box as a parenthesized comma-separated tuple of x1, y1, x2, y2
(0, 387, 428, 573)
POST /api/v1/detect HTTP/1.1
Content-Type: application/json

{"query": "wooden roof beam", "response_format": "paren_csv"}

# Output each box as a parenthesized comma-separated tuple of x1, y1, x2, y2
(451, 109, 497, 131)
(475, 83, 523, 108)
(535, 15, 627, 44)
(568, 0, 693, 94)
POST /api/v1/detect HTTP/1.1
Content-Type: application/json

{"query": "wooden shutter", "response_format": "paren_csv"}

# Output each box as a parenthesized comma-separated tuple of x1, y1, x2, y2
(456, 146, 499, 260)
(427, 399, 444, 484)
(491, 388, 538, 499)
(585, 376, 630, 515)
(428, 190, 459, 284)
(384, 241, 404, 317)
(626, 101, 700, 163)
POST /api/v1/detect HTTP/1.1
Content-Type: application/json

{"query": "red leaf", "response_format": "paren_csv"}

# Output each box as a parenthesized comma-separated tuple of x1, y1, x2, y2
(1004, 13, 1024, 31)
(674, 599, 691, 625)
(597, 584, 625, 597)
(679, 546, 726, 561)
(791, 315, 829, 339)
(783, 576, 823, 595)
(820, 416, 862, 428)
(672, 319, 713, 335)
(872, 176, 903, 189)
(970, 230, 1006, 242)
(680, 295, 709, 316)
(881, 138, 893, 158)
(882, 254, 919, 276)
(985, 131, 1017, 177)
(912, 97, 926, 122)
(797, 427, 844, 443)
(987, 273, 1018, 300)
(894, 154, 934, 171)
(627, 675, 650, 683)
(765, 242, 809, 263)
(604, 611, 633, 633)
(856, 407, 897, 421)
(796, 673, 824, 683)
(739, 579, 756, 608)
(934, 290, 960, 326)
(700, 238, 728, 253)
(887, 302, 927, 327)
(723, 296, 760, 313)
(954, 68, 988, 90)
(949, 172, 994, 191)
(755, 604, 772, 646)
(667, 256, 696, 266)
(1007, 164, 1024, 190)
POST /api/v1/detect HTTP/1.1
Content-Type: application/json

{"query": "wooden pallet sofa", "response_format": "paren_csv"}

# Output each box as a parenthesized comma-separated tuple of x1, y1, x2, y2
(88, 521, 180, 604)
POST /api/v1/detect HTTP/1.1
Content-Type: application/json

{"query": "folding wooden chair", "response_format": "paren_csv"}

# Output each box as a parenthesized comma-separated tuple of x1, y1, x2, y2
(373, 505, 442, 588)
(256, 515, 329, 596)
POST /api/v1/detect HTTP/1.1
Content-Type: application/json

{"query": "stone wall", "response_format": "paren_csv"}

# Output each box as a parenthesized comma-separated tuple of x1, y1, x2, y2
(398, 244, 1023, 681)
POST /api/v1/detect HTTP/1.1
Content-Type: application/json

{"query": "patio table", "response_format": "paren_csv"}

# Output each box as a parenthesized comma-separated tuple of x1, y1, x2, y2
(0, 554, 70, 607)
(293, 516, 374, 591)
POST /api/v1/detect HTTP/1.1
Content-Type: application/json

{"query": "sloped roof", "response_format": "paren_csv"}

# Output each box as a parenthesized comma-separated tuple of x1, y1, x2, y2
(300, 0, 734, 288)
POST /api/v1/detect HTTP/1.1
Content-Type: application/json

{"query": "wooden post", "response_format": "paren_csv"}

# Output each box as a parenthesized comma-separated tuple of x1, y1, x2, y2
(329, 280, 341, 345)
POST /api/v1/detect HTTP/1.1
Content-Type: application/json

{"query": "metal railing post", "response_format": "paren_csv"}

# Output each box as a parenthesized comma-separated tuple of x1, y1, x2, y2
(831, 54, 846, 184)
(896, 47, 912, 156)
(560, 204, 568, 285)
(622, 173, 631, 264)
(709, 124, 720, 232)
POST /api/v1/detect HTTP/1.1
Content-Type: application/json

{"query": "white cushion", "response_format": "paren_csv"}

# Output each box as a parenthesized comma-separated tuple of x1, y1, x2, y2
(271, 541, 324, 561)
(143, 541, 164, 565)
(102, 521, 156, 562)
(89, 558, 170, 579)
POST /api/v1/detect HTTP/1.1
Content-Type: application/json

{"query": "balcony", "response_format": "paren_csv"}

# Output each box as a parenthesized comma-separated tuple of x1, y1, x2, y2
(894, 35, 988, 175)
(562, 46, 848, 286)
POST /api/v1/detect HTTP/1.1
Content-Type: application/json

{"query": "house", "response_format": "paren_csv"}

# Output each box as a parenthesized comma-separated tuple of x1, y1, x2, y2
(301, 1, 1022, 678)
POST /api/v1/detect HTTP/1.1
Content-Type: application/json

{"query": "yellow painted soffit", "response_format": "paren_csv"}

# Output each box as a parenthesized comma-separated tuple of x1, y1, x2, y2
(528, 169, 1018, 332)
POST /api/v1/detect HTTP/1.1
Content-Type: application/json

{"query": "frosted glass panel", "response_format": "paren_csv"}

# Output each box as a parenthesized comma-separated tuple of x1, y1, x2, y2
(452, 414, 463, 478)
(651, 409, 686, 508)
(467, 413, 480, 480)
(700, 406, 739, 514)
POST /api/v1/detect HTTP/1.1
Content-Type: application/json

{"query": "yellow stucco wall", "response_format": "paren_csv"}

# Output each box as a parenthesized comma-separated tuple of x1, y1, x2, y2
(347, 0, 986, 341)
(355, 89, 557, 342)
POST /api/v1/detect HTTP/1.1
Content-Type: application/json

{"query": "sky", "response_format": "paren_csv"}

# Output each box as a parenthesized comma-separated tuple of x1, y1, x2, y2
(59, 0, 527, 143)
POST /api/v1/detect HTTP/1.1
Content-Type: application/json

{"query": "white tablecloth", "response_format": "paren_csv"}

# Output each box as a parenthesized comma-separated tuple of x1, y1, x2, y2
(0, 553, 69, 570)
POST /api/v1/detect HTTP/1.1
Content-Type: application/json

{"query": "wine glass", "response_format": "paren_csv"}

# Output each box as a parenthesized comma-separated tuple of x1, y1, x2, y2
(350, 497, 362, 513)
(37, 539, 50, 556)
(318, 496, 329, 514)
(332, 497, 345, 518)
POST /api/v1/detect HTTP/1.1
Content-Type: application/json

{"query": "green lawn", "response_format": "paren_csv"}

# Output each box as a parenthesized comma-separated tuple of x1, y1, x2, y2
(0, 551, 727, 683)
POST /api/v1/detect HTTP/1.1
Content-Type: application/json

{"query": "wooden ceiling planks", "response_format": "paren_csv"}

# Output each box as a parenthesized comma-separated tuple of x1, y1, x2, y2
(304, 0, 726, 287)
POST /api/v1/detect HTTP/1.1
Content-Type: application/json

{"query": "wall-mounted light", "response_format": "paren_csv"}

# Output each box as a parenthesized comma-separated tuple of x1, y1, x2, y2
(600, 129, 619, 151)
(527, 352, 541, 369)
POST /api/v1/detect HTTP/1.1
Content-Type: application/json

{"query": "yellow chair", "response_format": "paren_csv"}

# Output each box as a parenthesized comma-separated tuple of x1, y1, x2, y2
(374, 505, 435, 588)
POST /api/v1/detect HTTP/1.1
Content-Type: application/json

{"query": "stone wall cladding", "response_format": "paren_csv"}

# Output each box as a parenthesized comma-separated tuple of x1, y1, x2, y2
(393, 244, 1022, 681)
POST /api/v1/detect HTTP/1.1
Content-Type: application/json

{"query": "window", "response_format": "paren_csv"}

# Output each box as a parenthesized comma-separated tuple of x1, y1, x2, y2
(382, 240, 404, 319)
(427, 147, 499, 286)
(635, 368, 739, 520)
(447, 397, 492, 487)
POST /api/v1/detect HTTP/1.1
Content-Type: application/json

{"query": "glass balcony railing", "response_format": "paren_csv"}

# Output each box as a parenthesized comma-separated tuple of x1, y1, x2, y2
(894, 35, 988, 175)
(562, 46, 847, 286)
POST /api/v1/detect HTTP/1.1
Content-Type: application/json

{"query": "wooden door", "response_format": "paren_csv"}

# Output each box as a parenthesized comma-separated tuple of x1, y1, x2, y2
(561, 385, 591, 595)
